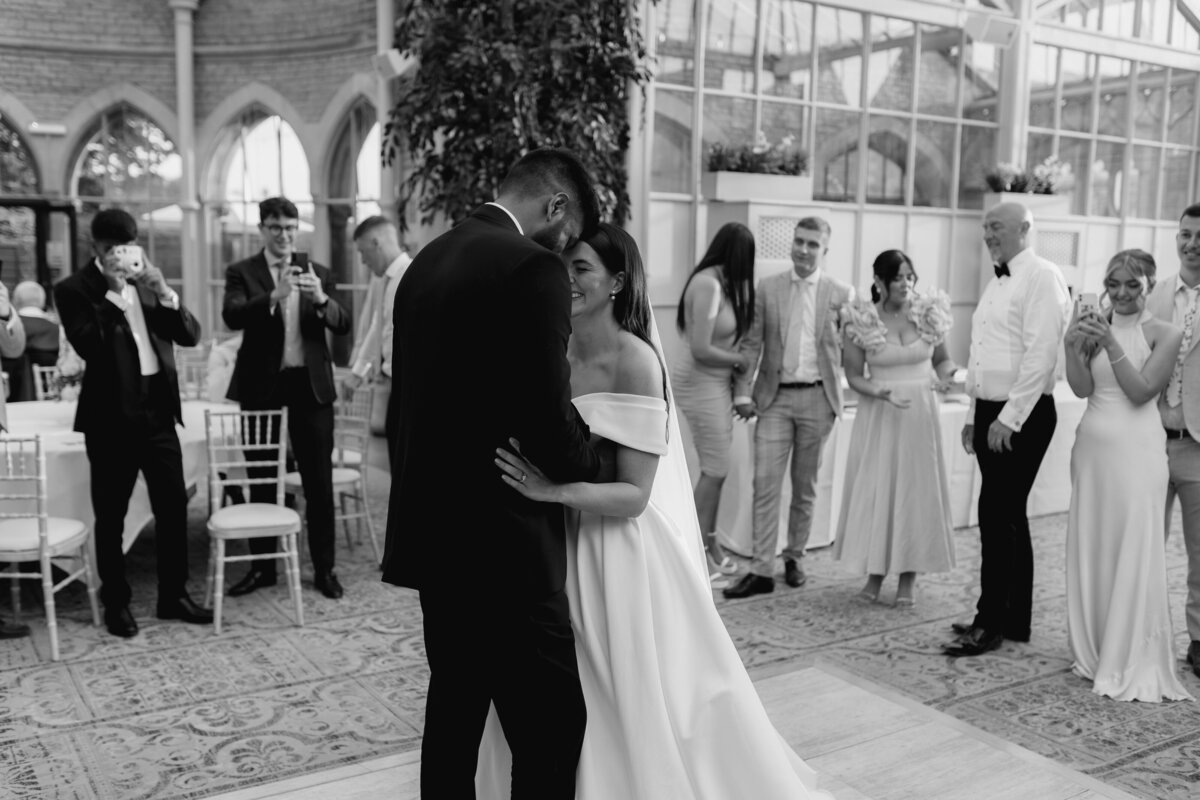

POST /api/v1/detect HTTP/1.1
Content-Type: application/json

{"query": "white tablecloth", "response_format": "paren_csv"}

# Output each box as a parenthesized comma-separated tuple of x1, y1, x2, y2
(677, 382, 1087, 555)
(3, 400, 226, 553)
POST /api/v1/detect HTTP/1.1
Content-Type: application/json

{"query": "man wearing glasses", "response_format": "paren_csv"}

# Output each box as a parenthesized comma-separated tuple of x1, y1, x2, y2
(222, 197, 351, 599)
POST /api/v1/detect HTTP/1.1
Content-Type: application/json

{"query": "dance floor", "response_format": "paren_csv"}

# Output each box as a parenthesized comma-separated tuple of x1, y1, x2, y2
(1, 439, 1198, 799)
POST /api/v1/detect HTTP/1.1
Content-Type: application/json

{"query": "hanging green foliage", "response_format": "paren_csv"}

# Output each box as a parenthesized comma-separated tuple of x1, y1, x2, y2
(384, 1, 655, 228)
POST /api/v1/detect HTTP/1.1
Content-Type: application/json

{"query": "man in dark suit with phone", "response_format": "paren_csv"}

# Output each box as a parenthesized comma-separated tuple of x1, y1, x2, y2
(55, 208, 211, 637)
(383, 148, 603, 798)
(222, 197, 351, 599)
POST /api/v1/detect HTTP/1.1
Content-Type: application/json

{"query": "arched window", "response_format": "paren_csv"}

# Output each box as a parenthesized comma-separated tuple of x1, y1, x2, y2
(0, 113, 39, 195)
(327, 99, 381, 364)
(206, 108, 312, 326)
(0, 113, 45, 293)
(71, 103, 181, 285)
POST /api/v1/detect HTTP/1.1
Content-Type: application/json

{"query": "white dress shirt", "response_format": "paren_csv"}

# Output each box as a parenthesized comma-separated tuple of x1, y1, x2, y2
(485, 202, 523, 234)
(966, 247, 1070, 431)
(351, 252, 411, 379)
(267, 259, 305, 368)
(781, 268, 822, 383)
(96, 258, 179, 376)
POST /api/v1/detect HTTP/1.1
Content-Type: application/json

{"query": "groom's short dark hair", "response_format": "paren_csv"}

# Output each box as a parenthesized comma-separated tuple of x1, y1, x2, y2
(499, 147, 600, 239)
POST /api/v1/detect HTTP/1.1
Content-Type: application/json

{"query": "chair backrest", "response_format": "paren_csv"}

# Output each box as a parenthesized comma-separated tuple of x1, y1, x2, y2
(0, 435, 48, 543)
(32, 365, 60, 401)
(334, 385, 373, 468)
(204, 408, 289, 516)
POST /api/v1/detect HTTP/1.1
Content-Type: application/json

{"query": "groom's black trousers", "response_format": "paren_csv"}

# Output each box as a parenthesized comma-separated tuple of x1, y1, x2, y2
(419, 587, 585, 799)
(971, 394, 1057, 639)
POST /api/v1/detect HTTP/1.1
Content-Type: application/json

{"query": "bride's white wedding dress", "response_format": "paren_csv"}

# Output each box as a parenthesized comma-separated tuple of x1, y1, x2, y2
(475, 391, 833, 798)
(1066, 309, 1192, 702)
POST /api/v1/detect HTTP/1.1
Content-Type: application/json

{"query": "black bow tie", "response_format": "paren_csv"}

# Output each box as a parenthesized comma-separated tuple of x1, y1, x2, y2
(994, 262, 1010, 278)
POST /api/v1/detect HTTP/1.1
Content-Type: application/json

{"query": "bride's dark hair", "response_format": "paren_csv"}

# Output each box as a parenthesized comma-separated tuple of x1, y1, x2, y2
(582, 222, 670, 414)
(583, 222, 653, 349)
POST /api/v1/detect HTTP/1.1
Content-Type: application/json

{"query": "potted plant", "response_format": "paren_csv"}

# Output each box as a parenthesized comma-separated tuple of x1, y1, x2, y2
(702, 133, 812, 204)
(982, 155, 1074, 215)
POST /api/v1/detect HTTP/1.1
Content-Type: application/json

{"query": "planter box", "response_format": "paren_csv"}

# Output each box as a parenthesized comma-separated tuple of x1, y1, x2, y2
(983, 190, 1073, 217)
(702, 171, 813, 204)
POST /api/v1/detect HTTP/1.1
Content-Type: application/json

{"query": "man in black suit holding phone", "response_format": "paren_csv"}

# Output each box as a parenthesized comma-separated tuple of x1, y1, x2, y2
(383, 148, 603, 798)
(222, 197, 351, 599)
(55, 208, 211, 637)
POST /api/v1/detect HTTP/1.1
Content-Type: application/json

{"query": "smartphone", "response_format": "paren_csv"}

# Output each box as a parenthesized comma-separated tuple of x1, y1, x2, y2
(291, 251, 309, 272)
(1078, 292, 1099, 314)
(110, 244, 144, 274)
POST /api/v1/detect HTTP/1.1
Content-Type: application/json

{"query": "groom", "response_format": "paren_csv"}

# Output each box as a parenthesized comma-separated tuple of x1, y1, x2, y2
(383, 148, 603, 797)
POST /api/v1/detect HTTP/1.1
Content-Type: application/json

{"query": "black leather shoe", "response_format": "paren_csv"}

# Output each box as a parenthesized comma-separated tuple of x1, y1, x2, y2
(784, 558, 806, 588)
(1187, 641, 1200, 679)
(157, 593, 214, 625)
(950, 621, 977, 637)
(943, 627, 1003, 657)
(314, 570, 344, 600)
(228, 570, 277, 597)
(104, 607, 138, 638)
(722, 573, 774, 599)
(0, 618, 30, 639)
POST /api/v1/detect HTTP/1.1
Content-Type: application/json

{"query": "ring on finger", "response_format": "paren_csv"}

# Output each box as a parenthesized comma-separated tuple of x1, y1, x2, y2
(519, 472, 527, 483)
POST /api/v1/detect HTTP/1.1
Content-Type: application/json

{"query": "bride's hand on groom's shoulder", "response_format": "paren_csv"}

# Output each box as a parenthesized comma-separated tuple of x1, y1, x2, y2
(496, 438, 558, 502)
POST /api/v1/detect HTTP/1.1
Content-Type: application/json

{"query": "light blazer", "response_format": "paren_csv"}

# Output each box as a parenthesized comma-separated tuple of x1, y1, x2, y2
(1148, 275, 1200, 439)
(736, 270, 854, 416)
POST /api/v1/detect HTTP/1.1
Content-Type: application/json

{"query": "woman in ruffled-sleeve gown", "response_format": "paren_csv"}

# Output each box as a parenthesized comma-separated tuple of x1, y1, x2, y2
(475, 224, 835, 799)
(1064, 249, 1191, 703)
(834, 250, 958, 607)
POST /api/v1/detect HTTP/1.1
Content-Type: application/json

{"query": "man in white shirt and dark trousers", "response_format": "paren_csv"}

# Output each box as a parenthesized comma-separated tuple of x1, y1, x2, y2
(55, 209, 212, 638)
(342, 216, 410, 464)
(946, 201, 1070, 657)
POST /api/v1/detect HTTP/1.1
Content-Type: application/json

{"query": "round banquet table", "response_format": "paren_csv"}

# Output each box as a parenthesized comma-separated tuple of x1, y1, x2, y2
(2, 400, 227, 553)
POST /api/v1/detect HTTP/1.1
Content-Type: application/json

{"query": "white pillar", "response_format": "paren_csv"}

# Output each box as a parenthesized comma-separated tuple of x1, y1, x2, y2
(996, 0, 1034, 168)
(169, 0, 203, 321)
(377, 0, 398, 224)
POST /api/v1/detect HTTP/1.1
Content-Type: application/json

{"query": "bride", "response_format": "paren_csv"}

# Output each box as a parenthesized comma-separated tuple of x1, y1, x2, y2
(475, 223, 833, 798)
(1064, 248, 1190, 702)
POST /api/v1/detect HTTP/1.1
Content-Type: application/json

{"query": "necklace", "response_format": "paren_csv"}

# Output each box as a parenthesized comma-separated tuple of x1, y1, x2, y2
(880, 303, 905, 318)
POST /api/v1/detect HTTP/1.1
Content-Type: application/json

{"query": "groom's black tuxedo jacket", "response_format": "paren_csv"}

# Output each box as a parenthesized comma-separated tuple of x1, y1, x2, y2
(382, 204, 600, 599)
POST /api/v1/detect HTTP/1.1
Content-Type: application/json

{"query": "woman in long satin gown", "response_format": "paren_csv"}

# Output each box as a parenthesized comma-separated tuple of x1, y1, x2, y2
(475, 224, 834, 799)
(1064, 249, 1191, 703)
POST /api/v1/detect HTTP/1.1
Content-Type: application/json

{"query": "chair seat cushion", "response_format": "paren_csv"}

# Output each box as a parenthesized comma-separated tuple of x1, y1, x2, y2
(208, 503, 301, 538)
(0, 517, 89, 554)
(284, 468, 361, 492)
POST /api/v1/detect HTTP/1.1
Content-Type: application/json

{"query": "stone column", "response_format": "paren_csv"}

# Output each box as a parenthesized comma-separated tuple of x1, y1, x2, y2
(995, 0, 1033, 168)
(377, 0, 399, 224)
(168, 0, 203, 321)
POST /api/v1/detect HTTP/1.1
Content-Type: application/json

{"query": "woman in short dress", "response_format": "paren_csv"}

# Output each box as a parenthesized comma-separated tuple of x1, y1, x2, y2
(835, 249, 957, 606)
(672, 222, 756, 586)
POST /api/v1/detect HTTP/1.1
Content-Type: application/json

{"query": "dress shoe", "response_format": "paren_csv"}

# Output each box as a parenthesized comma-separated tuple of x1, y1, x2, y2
(950, 621, 977, 637)
(1187, 641, 1200, 679)
(0, 618, 30, 639)
(943, 627, 1003, 657)
(104, 607, 138, 638)
(157, 594, 214, 625)
(783, 558, 806, 588)
(228, 570, 277, 597)
(722, 573, 774, 599)
(314, 570, 344, 600)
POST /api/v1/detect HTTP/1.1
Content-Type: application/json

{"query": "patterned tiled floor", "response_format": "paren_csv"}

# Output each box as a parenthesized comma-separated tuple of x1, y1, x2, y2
(2, 465, 1199, 799)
